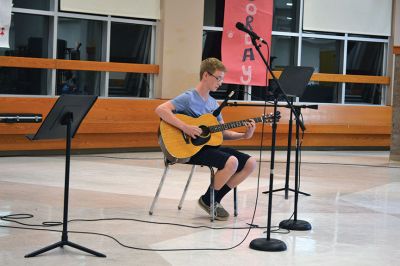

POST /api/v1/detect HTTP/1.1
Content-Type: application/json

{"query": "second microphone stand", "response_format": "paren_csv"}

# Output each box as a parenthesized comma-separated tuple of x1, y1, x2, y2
(279, 105, 312, 231)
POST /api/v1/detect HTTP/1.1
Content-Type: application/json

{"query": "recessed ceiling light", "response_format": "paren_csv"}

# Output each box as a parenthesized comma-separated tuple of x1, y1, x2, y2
(286, 2, 293, 6)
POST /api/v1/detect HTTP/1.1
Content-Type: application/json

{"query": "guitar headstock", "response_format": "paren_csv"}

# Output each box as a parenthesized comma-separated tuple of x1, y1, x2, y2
(262, 111, 281, 123)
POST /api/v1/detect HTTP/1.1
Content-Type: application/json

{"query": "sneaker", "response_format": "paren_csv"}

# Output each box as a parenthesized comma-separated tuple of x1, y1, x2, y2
(198, 196, 230, 221)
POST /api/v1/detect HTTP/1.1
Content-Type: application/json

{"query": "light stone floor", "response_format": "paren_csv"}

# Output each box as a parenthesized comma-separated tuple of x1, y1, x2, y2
(1, 150, 400, 266)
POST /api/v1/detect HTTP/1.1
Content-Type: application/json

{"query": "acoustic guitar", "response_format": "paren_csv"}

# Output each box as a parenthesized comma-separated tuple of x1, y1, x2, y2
(158, 113, 277, 162)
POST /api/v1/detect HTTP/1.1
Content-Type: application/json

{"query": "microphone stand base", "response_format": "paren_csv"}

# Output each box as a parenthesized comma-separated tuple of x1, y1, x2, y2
(249, 238, 287, 252)
(279, 219, 312, 231)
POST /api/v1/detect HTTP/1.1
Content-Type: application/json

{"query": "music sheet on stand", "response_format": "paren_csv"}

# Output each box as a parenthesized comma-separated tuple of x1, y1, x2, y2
(0, 0, 13, 48)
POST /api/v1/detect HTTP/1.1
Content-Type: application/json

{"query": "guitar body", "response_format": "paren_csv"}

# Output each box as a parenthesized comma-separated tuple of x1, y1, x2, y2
(158, 112, 276, 162)
(159, 113, 223, 161)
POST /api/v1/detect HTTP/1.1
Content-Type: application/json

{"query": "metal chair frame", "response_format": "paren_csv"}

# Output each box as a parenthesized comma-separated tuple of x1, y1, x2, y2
(149, 158, 237, 222)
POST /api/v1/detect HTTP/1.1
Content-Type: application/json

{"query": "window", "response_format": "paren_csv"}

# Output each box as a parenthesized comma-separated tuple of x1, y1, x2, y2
(0, 13, 50, 58)
(56, 70, 101, 96)
(203, 0, 225, 27)
(202, 0, 389, 105)
(345, 41, 384, 104)
(271, 35, 298, 70)
(57, 17, 103, 61)
(301, 38, 342, 74)
(56, 17, 103, 96)
(301, 82, 340, 103)
(0, 13, 50, 95)
(273, 0, 299, 32)
(108, 22, 152, 97)
(13, 0, 51, 11)
(0, 68, 49, 95)
(0, 0, 156, 97)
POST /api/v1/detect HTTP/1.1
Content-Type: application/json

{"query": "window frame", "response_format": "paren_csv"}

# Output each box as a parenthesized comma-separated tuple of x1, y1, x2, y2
(202, 0, 390, 106)
(0, 0, 157, 98)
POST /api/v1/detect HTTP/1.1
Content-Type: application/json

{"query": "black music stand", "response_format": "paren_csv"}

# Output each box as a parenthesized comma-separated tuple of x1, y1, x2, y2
(24, 95, 105, 258)
(273, 66, 315, 231)
(263, 66, 314, 198)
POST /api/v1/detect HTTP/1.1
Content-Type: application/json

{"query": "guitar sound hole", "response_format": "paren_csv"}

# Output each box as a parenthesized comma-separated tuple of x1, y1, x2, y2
(191, 125, 211, 146)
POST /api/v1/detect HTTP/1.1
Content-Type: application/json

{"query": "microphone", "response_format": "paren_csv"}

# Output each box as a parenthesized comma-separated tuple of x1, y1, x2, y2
(235, 22, 268, 45)
(213, 90, 235, 117)
(304, 104, 319, 110)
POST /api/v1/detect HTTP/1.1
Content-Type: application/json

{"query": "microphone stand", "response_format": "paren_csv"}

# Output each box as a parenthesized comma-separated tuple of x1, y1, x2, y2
(213, 91, 235, 117)
(227, 100, 313, 232)
(248, 36, 291, 252)
(279, 105, 312, 231)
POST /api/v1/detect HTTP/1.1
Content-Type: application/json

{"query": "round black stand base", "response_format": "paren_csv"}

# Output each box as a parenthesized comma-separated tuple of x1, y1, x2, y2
(249, 238, 287, 252)
(279, 219, 311, 231)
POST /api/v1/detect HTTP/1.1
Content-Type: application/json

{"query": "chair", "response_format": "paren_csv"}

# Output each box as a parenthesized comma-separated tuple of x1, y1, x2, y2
(149, 158, 238, 222)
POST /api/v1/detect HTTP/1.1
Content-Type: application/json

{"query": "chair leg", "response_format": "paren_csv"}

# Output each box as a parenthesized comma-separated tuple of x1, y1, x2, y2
(178, 165, 196, 210)
(149, 163, 170, 215)
(209, 166, 215, 222)
(233, 187, 238, 217)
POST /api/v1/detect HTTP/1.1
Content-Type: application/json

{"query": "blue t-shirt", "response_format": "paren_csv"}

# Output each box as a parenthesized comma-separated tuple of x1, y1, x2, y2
(171, 89, 222, 122)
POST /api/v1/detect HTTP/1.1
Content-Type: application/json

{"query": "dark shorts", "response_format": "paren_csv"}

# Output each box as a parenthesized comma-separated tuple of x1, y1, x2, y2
(187, 146, 251, 172)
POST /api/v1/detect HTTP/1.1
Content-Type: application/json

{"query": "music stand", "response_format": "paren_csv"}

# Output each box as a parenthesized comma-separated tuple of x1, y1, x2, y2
(24, 95, 105, 258)
(264, 66, 314, 198)
(274, 66, 315, 231)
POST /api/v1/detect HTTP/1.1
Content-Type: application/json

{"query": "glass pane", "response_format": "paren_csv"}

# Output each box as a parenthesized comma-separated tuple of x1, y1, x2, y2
(347, 41, 384, 76)
(204, 0, 225, 27)
(345, 84, 382, 104)
(300, 81, 340, 103)
(0, 67, 48, 95)
(13, 0, 51, 10)
(110, 22, 152, 64)
(56, 70, 101, 96)
(271, 35, 297, 69)
(0, 13, 50, 58)
(250, 85, 272, 102)
(273, 0, 299, 32)
(301, 38, 343, 74)
(202, 30, 222, 59)
(346, 41, 384, 105)
(204, 0, 300, 31)
(108, 72, 150, 97)
(57, 17, 103, 61)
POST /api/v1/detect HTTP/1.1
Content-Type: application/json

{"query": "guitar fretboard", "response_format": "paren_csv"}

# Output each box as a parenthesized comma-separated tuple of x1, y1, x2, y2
(209, 116, 265, 133)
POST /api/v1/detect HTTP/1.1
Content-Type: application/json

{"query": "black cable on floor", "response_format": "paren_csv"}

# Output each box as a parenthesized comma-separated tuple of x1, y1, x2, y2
(0, 213, 288, 252)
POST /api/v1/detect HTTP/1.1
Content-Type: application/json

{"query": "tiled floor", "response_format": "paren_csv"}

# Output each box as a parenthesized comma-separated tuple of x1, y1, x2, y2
(1, 150, 400, 265)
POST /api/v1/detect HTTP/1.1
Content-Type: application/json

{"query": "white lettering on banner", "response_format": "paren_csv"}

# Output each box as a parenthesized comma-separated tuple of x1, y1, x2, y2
(246, 3, 257, 16)
(240, 0, 257, 85)
(244, 34, 252, 45)
(240, 65, 252, 84)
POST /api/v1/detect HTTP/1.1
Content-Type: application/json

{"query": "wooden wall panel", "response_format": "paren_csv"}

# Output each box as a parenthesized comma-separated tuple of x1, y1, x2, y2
(0, 97, 392, 153)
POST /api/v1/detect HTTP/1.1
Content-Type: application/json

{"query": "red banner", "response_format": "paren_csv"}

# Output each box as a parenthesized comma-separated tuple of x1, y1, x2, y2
(221, 0, 273, 86)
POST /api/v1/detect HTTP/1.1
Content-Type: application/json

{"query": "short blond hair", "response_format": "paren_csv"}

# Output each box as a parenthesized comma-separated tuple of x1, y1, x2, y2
(200, 58, 227, 80)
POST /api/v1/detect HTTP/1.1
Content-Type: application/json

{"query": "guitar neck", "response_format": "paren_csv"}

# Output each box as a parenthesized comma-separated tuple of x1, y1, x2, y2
(209, 116, 264, 133)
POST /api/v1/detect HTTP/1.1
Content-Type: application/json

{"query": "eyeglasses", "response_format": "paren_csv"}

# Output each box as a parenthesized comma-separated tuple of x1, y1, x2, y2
(207, 71, 224, 82)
